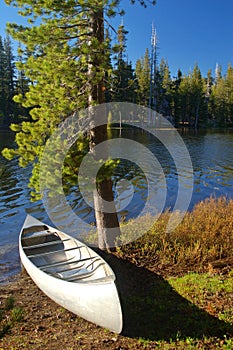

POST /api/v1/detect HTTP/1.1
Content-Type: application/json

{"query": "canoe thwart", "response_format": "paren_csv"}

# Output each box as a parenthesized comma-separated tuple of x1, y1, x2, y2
(51, 262, 105, 282)
(39, 256, 97, 271)
(40, 256, 101, 273)
(66, 262, 105, 282)
(38, 256, 76, 270)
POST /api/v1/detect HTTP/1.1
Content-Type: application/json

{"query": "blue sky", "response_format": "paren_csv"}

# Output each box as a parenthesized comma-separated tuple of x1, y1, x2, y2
(1, 0, 233, 78)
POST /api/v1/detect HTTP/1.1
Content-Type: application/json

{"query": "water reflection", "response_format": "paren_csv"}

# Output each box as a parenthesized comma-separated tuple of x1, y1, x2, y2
(0, 131, 44, 281)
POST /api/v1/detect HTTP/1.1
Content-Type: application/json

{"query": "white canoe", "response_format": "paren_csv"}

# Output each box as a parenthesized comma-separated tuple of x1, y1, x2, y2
(19, 215, 123, 333)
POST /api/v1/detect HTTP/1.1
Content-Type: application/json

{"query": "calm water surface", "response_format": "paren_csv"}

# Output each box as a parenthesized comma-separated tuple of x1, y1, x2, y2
(0, 129, 233, 283)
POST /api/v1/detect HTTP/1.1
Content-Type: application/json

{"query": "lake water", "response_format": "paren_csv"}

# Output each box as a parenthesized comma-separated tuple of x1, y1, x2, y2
(0, 128, 233, 283)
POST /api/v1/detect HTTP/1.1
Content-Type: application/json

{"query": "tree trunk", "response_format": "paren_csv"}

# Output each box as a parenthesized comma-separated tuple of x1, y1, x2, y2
(88, 7, 121, 250)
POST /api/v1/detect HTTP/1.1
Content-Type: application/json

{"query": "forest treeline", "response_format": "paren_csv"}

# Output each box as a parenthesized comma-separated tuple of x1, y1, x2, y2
(1, 31, 233, 128)
(0, 35, 29, 127)
(111, 40, 233, 128)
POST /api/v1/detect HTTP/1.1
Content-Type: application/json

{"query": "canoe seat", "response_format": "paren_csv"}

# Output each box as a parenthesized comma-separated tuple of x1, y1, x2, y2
(26, 245, 85, 258)
(22, 230, 61, 246)
(23, 238, 71, 249)
(22, 225, 49, 235)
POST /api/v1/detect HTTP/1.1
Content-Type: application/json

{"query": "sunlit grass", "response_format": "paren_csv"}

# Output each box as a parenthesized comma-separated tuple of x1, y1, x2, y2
(116, 196, 233, 275)
(169, 272, 233, 322)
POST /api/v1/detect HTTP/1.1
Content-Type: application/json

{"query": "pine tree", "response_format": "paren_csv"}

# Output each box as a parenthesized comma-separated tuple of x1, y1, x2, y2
(117, 22, 128, 62)
(177, 64, 206, 127)
(177, 74, 190, 125)
(3, 0, 156, 250)
(204, 69, 213, 125)
(211, 72, 227, 126)
(111, 59, 135, 102)
(0, 36, 5, 123)
(111, 23, 135, 102)
(135, 48, 150, 105)
(172, 69, 183, 126)
(210, 63, 233, 126)
(0, 35, 17, 126)
(3, 35, 15, 123)
(190, 64, 206, 128)
(225, 64, 233, 125)
(15, 44, 30, 105)
(156, 58, 172, 115)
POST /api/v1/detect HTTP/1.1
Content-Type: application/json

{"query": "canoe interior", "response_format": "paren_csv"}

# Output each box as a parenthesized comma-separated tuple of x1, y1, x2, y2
(21, 224, 114, 283)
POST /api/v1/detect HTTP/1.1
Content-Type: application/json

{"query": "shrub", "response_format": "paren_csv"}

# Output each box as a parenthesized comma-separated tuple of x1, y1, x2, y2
(116, 197, 233, 275)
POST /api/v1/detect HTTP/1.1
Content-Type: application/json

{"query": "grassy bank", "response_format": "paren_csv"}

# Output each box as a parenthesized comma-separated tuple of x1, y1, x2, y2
(0, 196, 233, 349)
(116, 196, 233, 276)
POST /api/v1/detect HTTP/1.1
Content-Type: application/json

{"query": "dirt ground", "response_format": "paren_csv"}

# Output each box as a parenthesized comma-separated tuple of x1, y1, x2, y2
(0, 252, 233, 350)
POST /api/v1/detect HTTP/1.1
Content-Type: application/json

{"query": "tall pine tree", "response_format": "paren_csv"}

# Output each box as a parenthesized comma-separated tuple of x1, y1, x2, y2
(135, 48, 150, 106)
(3, 35, 15, 123)
(3, 0, 156, 249)
(0, 36, 5, 123)
(111, 23, 135, 102)
(0, 35, 17, 126)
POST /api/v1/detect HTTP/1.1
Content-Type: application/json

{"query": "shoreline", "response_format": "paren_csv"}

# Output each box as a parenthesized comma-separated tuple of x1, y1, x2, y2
(1, 262, 233, 349)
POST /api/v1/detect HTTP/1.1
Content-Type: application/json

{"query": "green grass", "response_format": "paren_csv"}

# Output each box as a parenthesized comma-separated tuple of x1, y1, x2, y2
(0, 295, 24, 339)
(4, 296, 15, 310)
(10, 307, 24, 323)
(169, 272, 233, 299)
(131, 272, 233, 349)
(168, 272, 233, 322)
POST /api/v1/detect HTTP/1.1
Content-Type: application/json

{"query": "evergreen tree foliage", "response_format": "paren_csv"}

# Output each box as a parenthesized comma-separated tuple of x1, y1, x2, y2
(169, 69, 182, 125)
(111, 59, 135, 102)
(132, 47, 233, 128)
(0, 35, 16, 125)
(0, 36, 5, 123)
(0, 34, 29, 126)
(210, 63, 233, 126)
(177, 66, 200, 126)
(225, 64, 233, 124)
(111, 24, 135, 102)
(3, 36, 15, 121)
(135, 48, 150, 105)
(2, 0, 156, 249)
(155, 58, 172, 115)
(14, 44, 30, 109)
(3, 0, 118, 187)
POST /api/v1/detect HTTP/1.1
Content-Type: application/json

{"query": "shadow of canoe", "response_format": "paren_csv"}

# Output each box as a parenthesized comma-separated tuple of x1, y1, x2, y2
(96, 250, 233, 341)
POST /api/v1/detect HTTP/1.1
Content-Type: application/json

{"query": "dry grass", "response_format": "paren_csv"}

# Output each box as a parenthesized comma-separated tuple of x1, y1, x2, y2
(116, 196, 233, 276)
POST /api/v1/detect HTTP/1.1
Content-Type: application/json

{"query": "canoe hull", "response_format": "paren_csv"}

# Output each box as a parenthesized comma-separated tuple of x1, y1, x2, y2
(19, 215, 122, 334)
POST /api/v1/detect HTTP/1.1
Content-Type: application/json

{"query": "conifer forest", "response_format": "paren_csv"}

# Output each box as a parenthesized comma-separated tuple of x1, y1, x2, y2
(1, 22, 233, 129)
